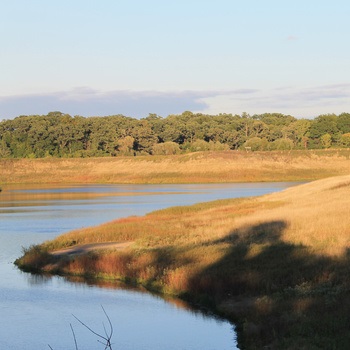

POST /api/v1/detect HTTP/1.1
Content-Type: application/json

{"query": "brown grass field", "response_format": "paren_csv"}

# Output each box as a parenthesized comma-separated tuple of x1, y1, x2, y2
(11, 150, 350, 349)
(1, 149, 350, 185)
(16, 173, 350, 349)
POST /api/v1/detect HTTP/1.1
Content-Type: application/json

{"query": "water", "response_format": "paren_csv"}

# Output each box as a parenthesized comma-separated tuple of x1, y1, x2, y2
(0, 182, 296, 349)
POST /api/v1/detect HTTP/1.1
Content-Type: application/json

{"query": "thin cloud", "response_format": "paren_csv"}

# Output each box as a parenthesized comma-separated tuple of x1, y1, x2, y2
(198, 84, 350, 118)
(0, 90, 208, 119)
(0, 88, 259, 120)
(0, 85, 349, 120)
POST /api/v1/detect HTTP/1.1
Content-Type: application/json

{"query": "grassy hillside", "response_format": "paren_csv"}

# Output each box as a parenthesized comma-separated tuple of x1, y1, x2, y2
(16, 174, 350, 349)
(2, 149, 350, 185)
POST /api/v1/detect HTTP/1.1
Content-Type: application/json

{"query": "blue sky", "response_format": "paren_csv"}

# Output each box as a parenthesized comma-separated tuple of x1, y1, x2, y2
(1, 0, 349, 119)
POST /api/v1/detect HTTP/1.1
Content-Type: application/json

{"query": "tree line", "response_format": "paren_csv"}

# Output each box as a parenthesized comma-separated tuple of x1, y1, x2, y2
(0, 111, 350, 158)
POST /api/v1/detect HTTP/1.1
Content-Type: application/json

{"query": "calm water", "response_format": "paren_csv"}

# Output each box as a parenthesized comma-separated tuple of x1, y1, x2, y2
(0, 183, 296, 349)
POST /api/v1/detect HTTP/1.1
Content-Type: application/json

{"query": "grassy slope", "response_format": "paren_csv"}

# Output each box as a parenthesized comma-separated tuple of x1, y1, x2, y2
(2, 149, 350, 185)
(16, 174, 350, 349)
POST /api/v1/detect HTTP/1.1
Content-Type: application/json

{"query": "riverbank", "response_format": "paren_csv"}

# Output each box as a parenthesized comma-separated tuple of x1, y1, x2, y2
(16, 174, 350, 349)
(2, 149, 350, 185)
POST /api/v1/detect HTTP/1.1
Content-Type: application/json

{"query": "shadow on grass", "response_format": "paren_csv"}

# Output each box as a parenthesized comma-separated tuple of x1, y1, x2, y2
(15, 220, 350, 349)
(187, 220, 350, 349)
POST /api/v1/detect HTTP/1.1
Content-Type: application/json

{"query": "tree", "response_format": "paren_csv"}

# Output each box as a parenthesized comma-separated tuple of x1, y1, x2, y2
(132, 120, 158, 154)
(340, 133, 350, 147)
(49, 114, 85, 156)
(282, 119, 311, 148)
(309, 114, 338, 140)
(337, 113, 350, 134)
(160, 122, 185, 143)
(144, 113, 164, 141)
(255, 113, 297, 127)
(117, 136, 135, 156)
(0, 139, 11, 157)
(320, 133, 332, 148)
(2, 111, 350, 158)
(266, 125, 283, 142)
(85, 117, 118, 156)
(222, 130, 244, 149)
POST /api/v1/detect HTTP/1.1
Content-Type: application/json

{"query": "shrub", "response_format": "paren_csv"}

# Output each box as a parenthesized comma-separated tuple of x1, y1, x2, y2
(243, 137, 269, 151)
(341, 133, 350, 147)
(269, 138, 294, 150)
(183, 140, 229, 152)
(14, 245, 53, 272)
(320, 133, 332, 148)
(152, 141, 181, 155)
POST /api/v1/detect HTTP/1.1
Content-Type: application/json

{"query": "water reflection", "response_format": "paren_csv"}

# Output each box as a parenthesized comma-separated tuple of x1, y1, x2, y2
(60, 274, 199, 315)
(22, 271, 54, 286)
(25, 271, 223, 320)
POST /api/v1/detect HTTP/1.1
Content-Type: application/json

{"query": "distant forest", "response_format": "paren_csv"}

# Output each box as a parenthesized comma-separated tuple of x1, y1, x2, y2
(1, 111, 350, 158)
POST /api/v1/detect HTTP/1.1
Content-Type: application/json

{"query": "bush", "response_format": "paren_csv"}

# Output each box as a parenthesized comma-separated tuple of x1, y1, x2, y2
(183, 140, 229, 152)
(14, 245, 53, 272)
(243, 137, 269, 151)
(269, 138, 294, 150)
(152, 141, 181, 155)
(341, 133, 350, 147)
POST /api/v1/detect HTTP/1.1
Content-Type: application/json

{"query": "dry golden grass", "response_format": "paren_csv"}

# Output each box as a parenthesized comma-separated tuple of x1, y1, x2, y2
(2, 149, 350, 185)
(43, 175, 350, 258)
(255, 176, 350, 256)
(15, 172, 350, 349)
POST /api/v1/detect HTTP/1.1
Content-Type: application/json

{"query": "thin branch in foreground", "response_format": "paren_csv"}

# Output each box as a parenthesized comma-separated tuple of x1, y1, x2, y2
(72, 305, 114, 349)
(70, 323, 78, 350)
(48, 306, 114, 350)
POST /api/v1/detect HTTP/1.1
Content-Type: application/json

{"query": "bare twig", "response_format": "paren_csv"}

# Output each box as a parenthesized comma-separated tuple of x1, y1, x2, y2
(70, 323, 78, 350)
(48, 306, 114, 349)
(72, 305, 113, 349)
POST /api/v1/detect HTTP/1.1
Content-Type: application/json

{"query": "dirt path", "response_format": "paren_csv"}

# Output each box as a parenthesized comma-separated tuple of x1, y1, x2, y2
(51, 242, 134, 257)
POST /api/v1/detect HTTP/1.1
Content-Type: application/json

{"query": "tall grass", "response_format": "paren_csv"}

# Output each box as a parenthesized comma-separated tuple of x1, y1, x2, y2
(2, 149, 350, 185)
(16, 175, 350, 349)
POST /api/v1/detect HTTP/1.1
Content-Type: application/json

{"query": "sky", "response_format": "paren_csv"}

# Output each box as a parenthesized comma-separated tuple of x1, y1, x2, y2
(0, 0, 349, 120)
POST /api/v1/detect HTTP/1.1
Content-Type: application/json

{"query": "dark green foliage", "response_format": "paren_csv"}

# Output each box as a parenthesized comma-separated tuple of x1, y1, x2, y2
(1, 111, 350, 158)
(337, 113, 350, 133)
(309, 114, 339, 148)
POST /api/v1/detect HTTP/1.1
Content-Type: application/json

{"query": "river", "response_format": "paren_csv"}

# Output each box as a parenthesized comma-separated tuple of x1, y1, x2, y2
(0, 182, 296, 349)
